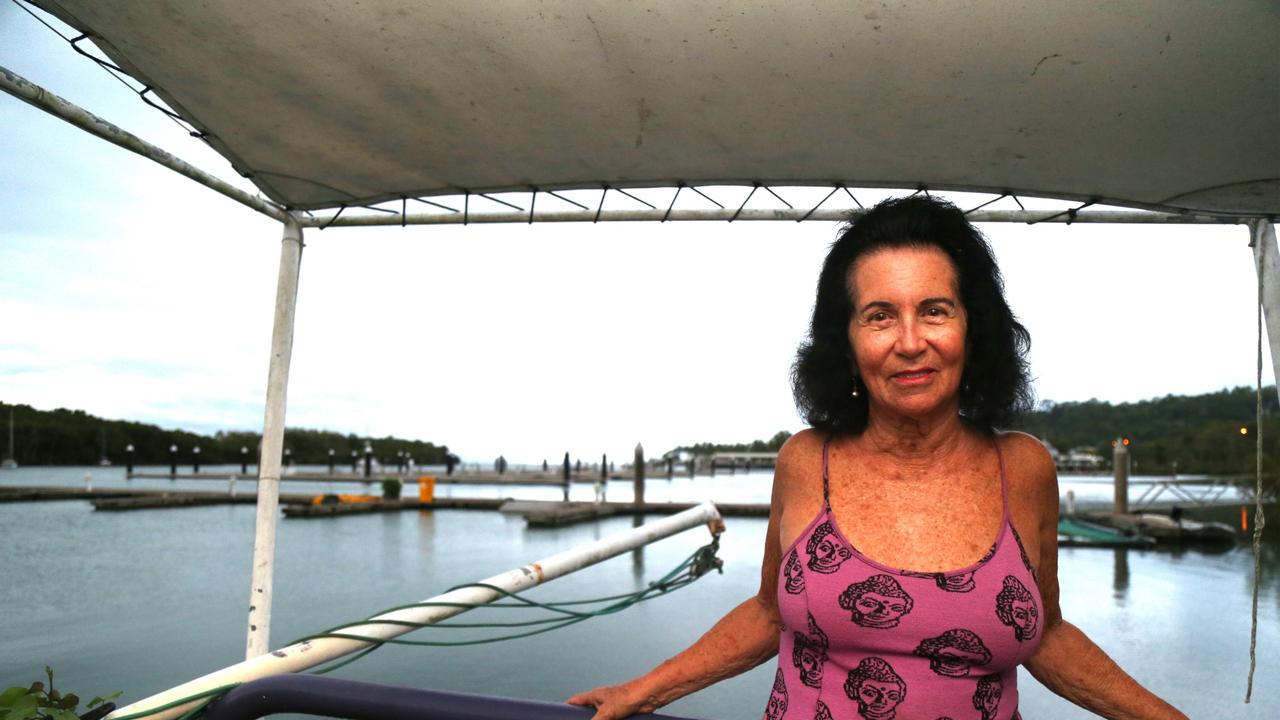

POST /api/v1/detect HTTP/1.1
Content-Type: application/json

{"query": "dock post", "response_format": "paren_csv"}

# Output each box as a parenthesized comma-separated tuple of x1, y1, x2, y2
(666, 457, 674, 478)
(1113, 438, 1130, 514)
(126, 443, 134, 476)
(562, 451, 571, 501)
(242, 446, 250, 475)
(244, 214, 304, 660)
(84, 472, 92, 492)
(193, 446, 201, 474)
(1065, 489, 1076, 516)
(363, 442, 372, 478)
(169, 444, 178, 477)
(328, 449, 335, 475)
(634, 443, 645, 505)
(598, 453, 608, 502)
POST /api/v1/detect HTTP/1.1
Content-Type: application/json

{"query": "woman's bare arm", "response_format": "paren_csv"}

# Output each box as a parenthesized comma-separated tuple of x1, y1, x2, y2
(1011, 435, 1187, 719)
(566, 434, 814, 719)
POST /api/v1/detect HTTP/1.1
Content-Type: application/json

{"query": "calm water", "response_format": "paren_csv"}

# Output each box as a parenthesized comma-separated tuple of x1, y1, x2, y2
(1, 465, 1276, 718)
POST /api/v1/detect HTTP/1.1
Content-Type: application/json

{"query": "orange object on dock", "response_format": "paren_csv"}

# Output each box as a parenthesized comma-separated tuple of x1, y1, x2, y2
(418, 476, 436, 503)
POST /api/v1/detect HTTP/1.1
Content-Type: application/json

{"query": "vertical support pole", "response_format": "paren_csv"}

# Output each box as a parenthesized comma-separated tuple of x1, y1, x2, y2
(1113, 438, 1129, 515)
(562, 451, 571, 502)
(633, 443, 645, 505)
(245, 215, 303, 660)
(1250, 220, 1280, 397)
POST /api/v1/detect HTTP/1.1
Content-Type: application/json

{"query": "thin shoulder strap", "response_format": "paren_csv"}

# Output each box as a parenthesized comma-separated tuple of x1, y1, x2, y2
(821, 436, 833, 507)
(993, 436, 1011, 524)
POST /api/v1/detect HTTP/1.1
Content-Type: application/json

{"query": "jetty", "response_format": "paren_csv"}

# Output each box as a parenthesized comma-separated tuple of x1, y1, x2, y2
(0, 483, 768, 523)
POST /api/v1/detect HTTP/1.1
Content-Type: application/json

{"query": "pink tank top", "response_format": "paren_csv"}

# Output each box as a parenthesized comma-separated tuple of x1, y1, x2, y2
(767, 438, 1042, 720)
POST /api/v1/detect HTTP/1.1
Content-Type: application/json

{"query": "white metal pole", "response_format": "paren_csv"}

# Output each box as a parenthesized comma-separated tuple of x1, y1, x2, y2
(300, 207, 1244, 228)
(244, 216, 304, 660)
(0, 65, 287, 222)
(1250, 219, 1280, 396)
(108, 501, 723, 720)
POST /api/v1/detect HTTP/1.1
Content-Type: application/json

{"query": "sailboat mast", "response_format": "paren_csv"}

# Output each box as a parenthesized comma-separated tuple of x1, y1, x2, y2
(4, 409, 13, 467)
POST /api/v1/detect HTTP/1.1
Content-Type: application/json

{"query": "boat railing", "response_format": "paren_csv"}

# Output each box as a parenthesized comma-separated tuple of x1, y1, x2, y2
(200, 675, 696, 720)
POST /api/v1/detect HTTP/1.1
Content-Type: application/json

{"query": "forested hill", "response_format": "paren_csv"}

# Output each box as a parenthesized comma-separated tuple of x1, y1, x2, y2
(0, 402, 452, 467)
(1009, 385, 1278, 474)
(666, 431, 793, 458)
(667, 387, 1278, 475)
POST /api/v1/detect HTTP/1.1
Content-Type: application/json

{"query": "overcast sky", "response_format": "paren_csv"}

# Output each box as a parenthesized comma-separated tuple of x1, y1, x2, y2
(0, 4, 1271, 464)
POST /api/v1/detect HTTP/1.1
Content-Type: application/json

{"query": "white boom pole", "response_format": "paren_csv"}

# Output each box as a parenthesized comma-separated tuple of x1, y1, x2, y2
(1250, 219, 1280, 396)
(244, 216, 304, 659)
(0, 65, 287, 222)
(108, 501, 723, 720)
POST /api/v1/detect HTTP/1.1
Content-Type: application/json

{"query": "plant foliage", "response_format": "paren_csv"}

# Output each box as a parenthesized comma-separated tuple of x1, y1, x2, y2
(0, 667, 120, 720)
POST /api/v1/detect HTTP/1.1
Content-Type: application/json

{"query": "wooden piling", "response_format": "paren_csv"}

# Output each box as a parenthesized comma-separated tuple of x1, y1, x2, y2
(1113, 438, 1130, 514)
(634, 443, 645, 505)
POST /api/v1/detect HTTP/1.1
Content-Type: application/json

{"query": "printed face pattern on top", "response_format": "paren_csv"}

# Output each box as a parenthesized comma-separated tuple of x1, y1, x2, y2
(764, 438, 1042, 720)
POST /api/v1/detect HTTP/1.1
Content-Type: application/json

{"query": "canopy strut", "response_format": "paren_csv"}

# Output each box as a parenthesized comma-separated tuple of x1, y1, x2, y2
(245, 215, 304, 659)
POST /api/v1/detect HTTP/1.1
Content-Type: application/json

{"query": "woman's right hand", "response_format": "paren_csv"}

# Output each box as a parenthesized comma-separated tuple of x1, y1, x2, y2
(566, 681, 658, 720)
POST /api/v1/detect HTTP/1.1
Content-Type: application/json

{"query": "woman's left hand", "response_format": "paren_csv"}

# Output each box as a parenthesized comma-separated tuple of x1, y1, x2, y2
(566, 681, 657, 720)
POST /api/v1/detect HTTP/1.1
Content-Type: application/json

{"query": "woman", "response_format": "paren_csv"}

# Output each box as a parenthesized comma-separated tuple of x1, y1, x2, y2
(568, 196, 1185, 719)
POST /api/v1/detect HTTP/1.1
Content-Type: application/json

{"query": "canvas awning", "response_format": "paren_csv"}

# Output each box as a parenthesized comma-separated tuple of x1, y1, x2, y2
(28, 0, 1279, 217)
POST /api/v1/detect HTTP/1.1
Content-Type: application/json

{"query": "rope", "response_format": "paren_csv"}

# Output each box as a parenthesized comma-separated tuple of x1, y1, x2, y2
(1246, 228, 1267, 702)
(104, 537, 722, 720)
(296, 536, 721, 658)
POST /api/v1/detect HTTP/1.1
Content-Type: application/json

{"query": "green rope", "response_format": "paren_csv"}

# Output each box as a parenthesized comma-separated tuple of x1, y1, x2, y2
(109, 536, 722, 719)
(107, 684, 241, 720)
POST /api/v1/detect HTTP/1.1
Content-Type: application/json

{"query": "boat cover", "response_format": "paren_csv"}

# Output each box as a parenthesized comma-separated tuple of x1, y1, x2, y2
(28, 1, 1280, 216)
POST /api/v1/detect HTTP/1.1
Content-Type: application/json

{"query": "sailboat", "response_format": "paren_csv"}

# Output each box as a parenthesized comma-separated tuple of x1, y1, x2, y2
(98, 427, 112, 466)
(2, 409, 16, 469)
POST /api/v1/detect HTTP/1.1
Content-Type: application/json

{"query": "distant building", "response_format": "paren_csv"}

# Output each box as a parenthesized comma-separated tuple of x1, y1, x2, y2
(1039, 438, 1104, 472)
(1060, 447, 1105, 472)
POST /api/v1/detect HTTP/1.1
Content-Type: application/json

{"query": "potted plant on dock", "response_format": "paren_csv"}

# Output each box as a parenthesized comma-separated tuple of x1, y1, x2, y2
(381, 478, 402, 500)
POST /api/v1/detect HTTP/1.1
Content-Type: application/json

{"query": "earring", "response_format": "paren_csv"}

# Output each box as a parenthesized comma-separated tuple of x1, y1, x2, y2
(851, 376, 860, 398)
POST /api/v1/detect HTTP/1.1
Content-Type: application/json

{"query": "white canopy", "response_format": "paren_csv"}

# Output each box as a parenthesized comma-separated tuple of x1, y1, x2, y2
(30, 0, 1279, 216)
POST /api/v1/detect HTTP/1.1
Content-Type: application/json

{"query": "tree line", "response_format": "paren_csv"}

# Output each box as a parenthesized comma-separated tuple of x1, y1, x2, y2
(1009, 385, 1278, 475)
(0, 402, 453, 467)
(666, 386, 1278, 476)
(666, 430, 794, 458)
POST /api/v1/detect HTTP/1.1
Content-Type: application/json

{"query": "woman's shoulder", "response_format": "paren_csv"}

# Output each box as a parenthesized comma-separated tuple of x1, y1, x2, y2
(994, 430, 1058, 498)
(776, 428, 827, 469)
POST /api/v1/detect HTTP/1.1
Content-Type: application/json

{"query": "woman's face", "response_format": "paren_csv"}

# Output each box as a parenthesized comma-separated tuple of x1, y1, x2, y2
(847, 246, 967, 420)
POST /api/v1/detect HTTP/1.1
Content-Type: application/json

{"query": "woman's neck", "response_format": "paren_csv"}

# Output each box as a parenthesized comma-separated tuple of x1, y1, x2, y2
(858, 401, 974, 464)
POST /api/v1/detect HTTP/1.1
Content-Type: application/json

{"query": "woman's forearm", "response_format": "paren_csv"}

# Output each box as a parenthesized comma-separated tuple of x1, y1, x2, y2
(1024, 619, 1186, 720)
(628, 594, 781, 710)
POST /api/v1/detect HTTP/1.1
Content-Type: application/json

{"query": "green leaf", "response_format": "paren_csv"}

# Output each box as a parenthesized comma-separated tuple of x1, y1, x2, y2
(57, 694, 77, 711)
(0, 688, 28, 707)
(86, 692, 120, 709)
(24, 685, 41, 697)
(6, 695, 38, 720)
(47, 709, 80, 720)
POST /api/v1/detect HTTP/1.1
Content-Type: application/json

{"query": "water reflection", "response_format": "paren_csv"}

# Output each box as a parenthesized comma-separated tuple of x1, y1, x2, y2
(1112, 548, 1129, 603)
(632, 514, 646, 583)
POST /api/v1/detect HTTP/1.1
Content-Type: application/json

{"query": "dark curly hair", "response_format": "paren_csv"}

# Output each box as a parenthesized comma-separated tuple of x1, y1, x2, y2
(791, 195, 1032, 434)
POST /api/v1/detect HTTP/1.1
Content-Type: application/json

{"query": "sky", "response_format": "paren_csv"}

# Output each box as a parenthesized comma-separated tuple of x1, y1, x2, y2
(0, 4, 1272, 464)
